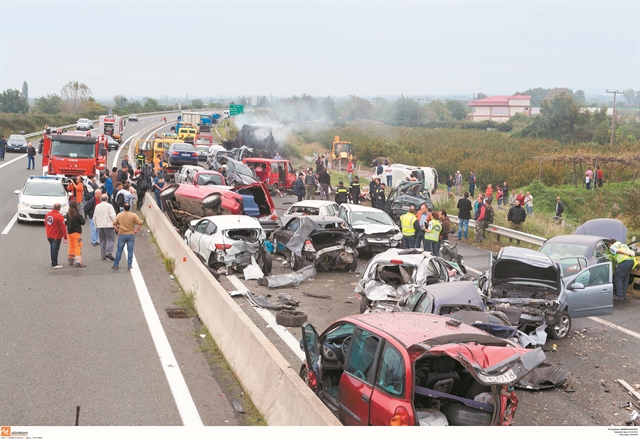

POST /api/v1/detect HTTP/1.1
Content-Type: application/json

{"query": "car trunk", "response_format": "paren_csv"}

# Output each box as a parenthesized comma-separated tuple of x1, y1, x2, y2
(234, 183, 274, 219)
(356, 263, 417, 311)
(410, 343, 545, 426)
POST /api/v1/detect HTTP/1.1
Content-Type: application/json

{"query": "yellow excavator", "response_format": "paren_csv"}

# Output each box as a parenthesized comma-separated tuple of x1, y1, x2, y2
(331, 136, 356, 170)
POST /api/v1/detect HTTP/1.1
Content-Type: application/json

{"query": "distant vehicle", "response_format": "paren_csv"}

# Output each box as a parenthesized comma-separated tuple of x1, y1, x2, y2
(177, 125, 197, 144)
(105, 135, 119, 152)
(242, 158, 297, 192)
(6, 134, 28, 153)
(14, 175, 70, 223)
(222, 110, 230, 118)
(98, 115, 124, 143)
(128, 114, 138, 122)
(331, 135, 355, 169)
(281, 200, 339, 227)
(76, 118, 93, 131)
(194, 133, 214, 148)
(195, 145, 209, 162)
(39, 130, 109, 178)
(375, 164, 439, 194)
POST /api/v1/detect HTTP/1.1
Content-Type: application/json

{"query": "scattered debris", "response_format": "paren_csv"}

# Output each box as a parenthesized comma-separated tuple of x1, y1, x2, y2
(277, 293, 300, 307)
(228, 290, 243, 297)
(516, 362, 570, 390)
(344, 301, 353, 304)
(617, 379, 640, 402)
(243, 255, 264, 280)
(199, 334, 206, 338)
(258, 265, 317, 289)
(628, 410, 639, 426)
(275, 310, 308, 327)
(621, 402, 632, 409)
(231, 399, 246, 414)
(169, 275, 175, 280)
(302, 291, 331, 299)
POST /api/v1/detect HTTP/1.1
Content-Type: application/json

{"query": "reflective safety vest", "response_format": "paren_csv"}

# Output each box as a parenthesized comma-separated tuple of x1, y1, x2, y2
(425, 219, 442, 242)
(610, 242, 639, 269)
(400, 213, 417, 236)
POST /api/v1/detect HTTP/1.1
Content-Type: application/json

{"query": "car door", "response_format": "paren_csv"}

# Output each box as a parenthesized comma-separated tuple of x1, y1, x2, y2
(274, 217, 299, 255)
(198, 220, 217, 262)
(338, 328, 381, 426)
(565, 262, 614, 318)
(338, 205, 349, 223)
(300, 323, 323, 397)
(189, 219, 209, 256)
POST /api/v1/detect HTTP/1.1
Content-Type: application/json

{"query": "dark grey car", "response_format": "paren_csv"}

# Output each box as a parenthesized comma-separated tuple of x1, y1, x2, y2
(539, 234, 609, 276)
(6, 134, 28, 152)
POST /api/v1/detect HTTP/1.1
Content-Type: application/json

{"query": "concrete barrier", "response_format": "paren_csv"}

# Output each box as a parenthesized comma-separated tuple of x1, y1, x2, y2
(141, 194, 340, 426)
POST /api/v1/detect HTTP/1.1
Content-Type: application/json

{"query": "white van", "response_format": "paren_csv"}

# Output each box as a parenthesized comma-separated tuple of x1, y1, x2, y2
(223, 110, 230, 119)
(375, 164, 438, 194)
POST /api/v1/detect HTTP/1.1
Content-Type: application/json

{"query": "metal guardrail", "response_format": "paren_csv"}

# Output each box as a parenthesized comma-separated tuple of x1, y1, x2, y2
(447, 215, 546, 247)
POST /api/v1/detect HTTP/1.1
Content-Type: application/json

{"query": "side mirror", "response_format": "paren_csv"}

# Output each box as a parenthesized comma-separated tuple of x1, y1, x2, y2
(571, 282, 585, 290)
(14, 190, 20, 195)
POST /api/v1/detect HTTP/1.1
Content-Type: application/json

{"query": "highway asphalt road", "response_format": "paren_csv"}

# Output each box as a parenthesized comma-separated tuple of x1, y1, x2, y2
(0, 115, 246, 427)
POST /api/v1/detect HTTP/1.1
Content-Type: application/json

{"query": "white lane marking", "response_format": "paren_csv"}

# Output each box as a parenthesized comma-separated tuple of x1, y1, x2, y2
(466, 266, 482, 275)
(1, 213, 18, 235)
(227, 275, 306, 362)
(588, 316, 640, 340)
(111, 133, 137, 169)
(125, 248, 204, 426)
(0, 154, 27, 169)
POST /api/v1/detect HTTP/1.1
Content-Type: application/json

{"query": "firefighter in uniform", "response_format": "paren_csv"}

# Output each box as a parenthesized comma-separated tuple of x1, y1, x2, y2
(335, 181, 349, 205)
(349, 176, 361, 205)
(400, 205, 420, 249)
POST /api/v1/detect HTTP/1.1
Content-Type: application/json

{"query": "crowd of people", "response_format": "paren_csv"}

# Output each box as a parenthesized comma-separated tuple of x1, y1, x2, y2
(44, 154, 148, 270)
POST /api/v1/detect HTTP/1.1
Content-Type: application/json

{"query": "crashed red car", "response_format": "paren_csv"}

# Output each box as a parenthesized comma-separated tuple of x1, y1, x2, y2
(159, 181, 278, 235)
(300, 313, 545, 426)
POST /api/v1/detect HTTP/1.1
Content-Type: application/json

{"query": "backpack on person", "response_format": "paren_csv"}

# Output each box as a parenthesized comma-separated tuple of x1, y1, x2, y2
(115, 191, 125, 209)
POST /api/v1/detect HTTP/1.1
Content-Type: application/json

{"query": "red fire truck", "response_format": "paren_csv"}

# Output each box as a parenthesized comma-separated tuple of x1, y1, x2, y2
(39, 129, 109, 177)
(98, 114, 124, 143)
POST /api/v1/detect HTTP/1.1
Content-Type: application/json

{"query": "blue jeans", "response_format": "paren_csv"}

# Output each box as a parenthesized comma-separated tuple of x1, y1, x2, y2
(155, 191, 163, 211)
(526, 206, 533, 215)
(89, 218, 99, 244)
(614, 259, 634, 298)
(415, 231, 425, 249)
(402, 236, 416, 249)
(458, 219, 469, 239)
(386, 175, 392, 187)
(423, 239, 433, 253)
(430, 241, 440, 256)
(27, 155, 35, 169)
(48, 238, 61, 266)
(113, 234, 135, 268)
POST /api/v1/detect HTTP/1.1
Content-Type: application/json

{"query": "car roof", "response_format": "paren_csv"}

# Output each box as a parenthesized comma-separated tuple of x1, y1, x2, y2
(290, 200, 336, 208)
(198, 215, 262, 229)
(542, 235, 604, 245)
(340, 204, 385, 213)
(346, 313, 490, 348)
(368, 248, 432, 264)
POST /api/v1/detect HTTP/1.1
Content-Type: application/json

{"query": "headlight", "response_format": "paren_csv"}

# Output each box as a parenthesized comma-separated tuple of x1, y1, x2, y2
(393, 232, 402, 241)
(21, 200, 31, 207)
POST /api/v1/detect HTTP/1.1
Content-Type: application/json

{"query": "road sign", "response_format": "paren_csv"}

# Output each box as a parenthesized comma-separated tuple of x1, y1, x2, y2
(229, 104, 244, 116)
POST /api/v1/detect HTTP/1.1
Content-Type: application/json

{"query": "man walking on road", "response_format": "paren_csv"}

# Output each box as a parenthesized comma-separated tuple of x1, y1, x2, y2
(608, 238, 638, 300)
(84, 190, 102, 246)
(454, 171, 462, 196)
(94, 194, 117, 261)
(112, 203, 143, 270)
(456, 192, 472, 240)
(27, 142, 36, 170)
(45, 203, 67, 268)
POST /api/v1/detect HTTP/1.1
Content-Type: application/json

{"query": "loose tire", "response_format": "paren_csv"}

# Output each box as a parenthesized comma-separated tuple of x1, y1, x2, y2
(261, 249, 273, 274)
(276, 310, 308, 327)
(547, 311, 571, 340)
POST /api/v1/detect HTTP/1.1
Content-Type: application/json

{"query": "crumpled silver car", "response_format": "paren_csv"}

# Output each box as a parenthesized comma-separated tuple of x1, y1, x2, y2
(355, 248, 470, 313)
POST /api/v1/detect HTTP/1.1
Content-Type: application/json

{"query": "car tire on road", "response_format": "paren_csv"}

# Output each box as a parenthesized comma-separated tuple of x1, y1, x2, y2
(547, 311, 571, 340)
(276, 310, 308, 327)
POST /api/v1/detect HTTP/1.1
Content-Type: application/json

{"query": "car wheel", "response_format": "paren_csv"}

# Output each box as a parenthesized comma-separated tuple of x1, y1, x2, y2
(289, 254, 302, 271)
(276, 310, 308, 327)
(547, 311, 571, 340)
(359, 296, 371, 314)
(159, 184, 178, 201)
(346, 258, 358, 272)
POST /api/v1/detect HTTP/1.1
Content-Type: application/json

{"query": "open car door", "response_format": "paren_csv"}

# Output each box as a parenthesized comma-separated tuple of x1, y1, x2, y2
(301, 323, 323, 398)
(564, 262, 613, 318)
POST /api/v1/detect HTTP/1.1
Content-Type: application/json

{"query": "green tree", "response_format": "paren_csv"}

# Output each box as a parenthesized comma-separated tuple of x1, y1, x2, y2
(142, 97, 161, 112)
(0, 88, 28, 114)
(424, 100, 450, 122)
(22, 81, 28, 103)
(33, 94, 63, 114)
(445, 99, 469, 120)
(61, 81, 92, 115)
(476, 92, 487, 100)
(518, 92, 579, 141)
(391, 95, 419, 126)
(345, 95, 373, 120)
(191, 98, 204, 109)
(114, 94, 128, 108)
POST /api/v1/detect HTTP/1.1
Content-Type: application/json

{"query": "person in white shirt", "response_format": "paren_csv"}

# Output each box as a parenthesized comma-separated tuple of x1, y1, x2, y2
(524, 191, 533, 215)
(384, 164, 393, 187)
(93, 194, 117, 260)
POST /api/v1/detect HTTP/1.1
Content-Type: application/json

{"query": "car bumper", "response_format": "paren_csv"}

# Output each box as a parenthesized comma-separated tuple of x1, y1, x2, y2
(18, 205, 69, 222)
(7, 145, 27, 152)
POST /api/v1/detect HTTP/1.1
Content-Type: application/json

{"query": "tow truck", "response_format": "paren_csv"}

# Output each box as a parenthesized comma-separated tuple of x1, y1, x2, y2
(38, 129, 108, 178)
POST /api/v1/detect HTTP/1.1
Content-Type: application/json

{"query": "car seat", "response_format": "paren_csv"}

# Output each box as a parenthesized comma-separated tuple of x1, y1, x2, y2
(424, 356, 460, 395)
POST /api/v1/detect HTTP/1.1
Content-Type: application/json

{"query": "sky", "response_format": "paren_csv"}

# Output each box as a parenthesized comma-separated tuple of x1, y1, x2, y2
(1, 1, 639, 101)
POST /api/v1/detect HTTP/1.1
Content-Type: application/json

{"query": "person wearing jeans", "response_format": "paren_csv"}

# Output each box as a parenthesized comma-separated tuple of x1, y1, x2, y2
(112, 203, 143, 270)
(456, 191, 473, 240)
(45, 203, 67, 268)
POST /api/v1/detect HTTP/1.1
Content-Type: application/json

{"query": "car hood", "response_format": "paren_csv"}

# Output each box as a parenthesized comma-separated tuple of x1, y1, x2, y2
(9, 140, 27, 145)
(574, 218, 627, 243)
(352, 224, 399, 235)
(492, 257, 560, 289)
(411, 343, 546, 386)
(21, 194, 67, 208)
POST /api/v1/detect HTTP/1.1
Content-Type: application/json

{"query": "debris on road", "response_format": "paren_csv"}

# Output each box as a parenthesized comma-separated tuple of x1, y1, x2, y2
(258, 265, 317, 289)
(617, 379, 640, 402)
(516, 362, 570, 390)
(302, 291, 331, 299)
(277, 293, 300, 307)
(275, 310, 308, 327)
(231, 399, 246, 414)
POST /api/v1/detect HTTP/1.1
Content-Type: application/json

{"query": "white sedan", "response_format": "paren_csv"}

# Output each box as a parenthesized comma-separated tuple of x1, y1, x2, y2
(15, 176, 69, 223)
(337, 204, 402, 253)
(184, 215, 272, 275)
(280, 200, 339, 227)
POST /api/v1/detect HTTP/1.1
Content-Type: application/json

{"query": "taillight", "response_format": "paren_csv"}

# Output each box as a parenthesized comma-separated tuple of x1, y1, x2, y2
(215, 244, 232, 250)
(303, 239, 315, 252)
(390, 259, 403, 264)
(389, 406, 410, 426)
(172, 151, 180, 156)
(270, 211, 279, 220)
(191, 152, 197, 157)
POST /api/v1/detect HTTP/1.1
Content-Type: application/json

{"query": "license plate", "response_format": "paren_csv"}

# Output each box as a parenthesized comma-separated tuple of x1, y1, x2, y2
(39, 210, 48, 215)
(478, 369, 517, 383)
(181, 153, 191, 157)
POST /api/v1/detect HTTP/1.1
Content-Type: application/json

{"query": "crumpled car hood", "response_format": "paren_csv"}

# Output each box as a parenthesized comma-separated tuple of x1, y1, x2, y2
(353, 224, 398, 235)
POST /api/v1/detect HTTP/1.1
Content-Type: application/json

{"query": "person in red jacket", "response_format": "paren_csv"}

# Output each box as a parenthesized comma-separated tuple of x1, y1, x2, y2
(45, 203, 68, 268)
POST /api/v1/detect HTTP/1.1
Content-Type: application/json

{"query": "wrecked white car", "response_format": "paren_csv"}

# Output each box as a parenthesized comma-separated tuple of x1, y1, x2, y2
(477, 246, 614, 340)
(184, 215, 272, 276)
(355, 248, 469, 314)
(337, 204, 402, 254)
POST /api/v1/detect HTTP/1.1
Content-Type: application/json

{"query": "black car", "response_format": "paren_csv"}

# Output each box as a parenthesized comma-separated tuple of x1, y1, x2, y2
(273, 216, 359, 271)
(384, 180, 433, 222)
(6, 134, 28, 152)
(162, 143, 199, 169)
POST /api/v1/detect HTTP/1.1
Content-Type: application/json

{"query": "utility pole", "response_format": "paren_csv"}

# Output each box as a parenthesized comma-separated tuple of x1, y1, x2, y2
(606, 89, 625, 145)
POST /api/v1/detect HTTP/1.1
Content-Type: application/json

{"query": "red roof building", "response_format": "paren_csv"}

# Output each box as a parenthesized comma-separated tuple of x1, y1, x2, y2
(466, 95, 531, 122)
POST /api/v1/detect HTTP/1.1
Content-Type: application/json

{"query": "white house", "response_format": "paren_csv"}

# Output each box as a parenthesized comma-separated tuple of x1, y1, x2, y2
(467, 95, 532, 122)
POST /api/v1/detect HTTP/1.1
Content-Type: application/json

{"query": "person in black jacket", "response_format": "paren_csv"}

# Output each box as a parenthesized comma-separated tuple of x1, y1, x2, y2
(456, 191, 473, 240)
(349, 176, 361, 205)
(293, 173, 305, 202)
(555, 196, 564, 218)
(507, 199, 526, 244)
(318, 167, 331, 200)
(335, 181, 349, 205)
(372, 182, 386, 209)
(27, 142, 36, 170)
(66, 201, 87, 267)
(133, 170, 149, 210)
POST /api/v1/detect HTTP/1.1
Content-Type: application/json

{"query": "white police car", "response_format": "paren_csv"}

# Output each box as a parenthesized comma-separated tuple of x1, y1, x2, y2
(14, 176, 69, 223)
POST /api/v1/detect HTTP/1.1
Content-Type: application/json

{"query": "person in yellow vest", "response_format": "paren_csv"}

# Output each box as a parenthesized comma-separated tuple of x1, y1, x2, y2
(400, 205, 420, 249)
(608, 238, 638, 300)
(424, 211, 443, 256)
